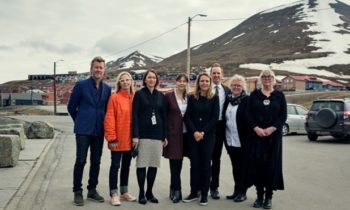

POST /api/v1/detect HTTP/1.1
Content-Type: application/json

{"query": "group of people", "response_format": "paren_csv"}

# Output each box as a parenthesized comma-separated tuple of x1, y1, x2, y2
(67, 56, 287, 209)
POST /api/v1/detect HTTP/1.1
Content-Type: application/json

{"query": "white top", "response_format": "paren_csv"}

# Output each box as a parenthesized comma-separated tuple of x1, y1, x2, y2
(174, 89, 187, 133)
(212, 84, 225, 120)
(225, 103, 241, 147)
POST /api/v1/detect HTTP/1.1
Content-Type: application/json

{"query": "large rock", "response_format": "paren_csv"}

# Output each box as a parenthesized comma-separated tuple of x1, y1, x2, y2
(0, 128, 25, 150)
(27, 121, 54, 139)
(0, 135, 21, 167)
(0, 118, 31, 136)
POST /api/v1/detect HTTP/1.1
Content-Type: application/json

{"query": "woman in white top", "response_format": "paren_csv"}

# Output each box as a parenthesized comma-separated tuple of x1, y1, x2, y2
(163, 74, 189, 203)
(222, 74, 249, 203)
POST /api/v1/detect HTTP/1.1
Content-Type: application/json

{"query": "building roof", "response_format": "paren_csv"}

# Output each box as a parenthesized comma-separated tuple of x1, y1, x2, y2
(0, 93, 43, 100)
(322, 80, 345, 87)
(287, 75, 323, 83)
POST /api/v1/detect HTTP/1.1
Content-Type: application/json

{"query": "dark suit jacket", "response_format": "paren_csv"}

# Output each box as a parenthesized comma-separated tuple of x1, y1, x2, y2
(185, 95, 219, 138)
(163, 91, 186, 159)
(67, 77, 111, 136)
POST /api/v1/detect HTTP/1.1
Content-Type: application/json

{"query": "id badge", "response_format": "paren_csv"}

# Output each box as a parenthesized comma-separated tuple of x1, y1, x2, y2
(151, 113, 157, 125)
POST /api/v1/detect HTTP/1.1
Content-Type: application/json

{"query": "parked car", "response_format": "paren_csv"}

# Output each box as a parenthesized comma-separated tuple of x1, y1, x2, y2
(283, 103, 308, 136)
(305, 99, 350, 141)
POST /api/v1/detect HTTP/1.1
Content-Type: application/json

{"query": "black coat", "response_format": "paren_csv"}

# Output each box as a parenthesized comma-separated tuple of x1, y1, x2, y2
(184, 95, 219, 139)
(132, 87, 166, 141)
(245, 89, 287, 190)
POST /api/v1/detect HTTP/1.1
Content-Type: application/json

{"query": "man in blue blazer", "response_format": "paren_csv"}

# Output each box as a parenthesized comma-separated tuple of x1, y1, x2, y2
(67, 56, 111, 206)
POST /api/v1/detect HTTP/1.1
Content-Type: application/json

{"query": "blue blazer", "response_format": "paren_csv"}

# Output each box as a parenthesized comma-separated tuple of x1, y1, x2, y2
(67, 77, 111, 136)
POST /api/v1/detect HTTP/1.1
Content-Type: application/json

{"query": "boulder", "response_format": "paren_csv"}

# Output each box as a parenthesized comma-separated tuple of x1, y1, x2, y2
(0, 128, 25, 150)
(27, 121, 54, 139)
(0, 118, 31, 136)
(0, 135, 21, 167)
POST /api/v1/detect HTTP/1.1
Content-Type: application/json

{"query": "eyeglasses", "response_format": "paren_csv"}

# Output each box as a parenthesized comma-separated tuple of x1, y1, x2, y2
(231, 84, 242, 88)
(261, 75, 273, 80)
(119, 79, 131, 83)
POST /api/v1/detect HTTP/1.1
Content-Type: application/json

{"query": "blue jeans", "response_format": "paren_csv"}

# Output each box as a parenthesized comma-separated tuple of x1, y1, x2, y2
(109, 151, 132, 195)
(73, 135, 104, 192)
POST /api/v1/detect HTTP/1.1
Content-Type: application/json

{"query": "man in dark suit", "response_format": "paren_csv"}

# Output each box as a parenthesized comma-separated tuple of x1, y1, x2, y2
(67, 56, 111, 206)
(209, 63, 230, 199)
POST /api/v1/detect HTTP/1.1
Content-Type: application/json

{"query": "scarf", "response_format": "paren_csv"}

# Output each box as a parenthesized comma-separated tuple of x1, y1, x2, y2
(228, 91, 247, 106)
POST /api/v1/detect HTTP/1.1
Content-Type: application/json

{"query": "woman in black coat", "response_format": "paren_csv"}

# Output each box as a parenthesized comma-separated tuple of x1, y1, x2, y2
(132, 69, 168, 205)
(245, 69, 287, 209)
(183, 72, 219, 206)
(222, 74, 249, 203)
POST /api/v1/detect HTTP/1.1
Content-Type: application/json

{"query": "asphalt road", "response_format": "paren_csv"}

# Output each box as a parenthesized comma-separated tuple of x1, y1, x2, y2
(9, 116, 350, 210)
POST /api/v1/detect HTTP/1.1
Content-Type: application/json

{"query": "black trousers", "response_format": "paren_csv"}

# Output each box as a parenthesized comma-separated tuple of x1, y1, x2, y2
(210, 120, 225, 191)
(169, 159, 183, 190)
(73, 135, 104, 192)
(188, 135, 215, 196)
(109, 151, 132, 195)
(255, 158, 274, 199)
(225, 146, 246, 194)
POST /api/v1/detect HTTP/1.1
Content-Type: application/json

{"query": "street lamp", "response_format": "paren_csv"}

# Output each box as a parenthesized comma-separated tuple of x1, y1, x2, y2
(186, 14, 207, 79)
(53, 59, 63, 115)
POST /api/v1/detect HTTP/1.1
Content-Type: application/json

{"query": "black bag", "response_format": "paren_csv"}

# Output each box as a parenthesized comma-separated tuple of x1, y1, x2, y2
(131, 145, 138, 158)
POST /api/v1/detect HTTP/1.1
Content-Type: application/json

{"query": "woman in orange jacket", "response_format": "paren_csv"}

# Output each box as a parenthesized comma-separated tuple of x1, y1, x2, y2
(104, 71, 136, 206)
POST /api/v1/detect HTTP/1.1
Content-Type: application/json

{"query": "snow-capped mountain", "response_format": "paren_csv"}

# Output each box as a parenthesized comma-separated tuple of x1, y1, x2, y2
(161, 0, 350, 78)
(106, 51, 163, 70)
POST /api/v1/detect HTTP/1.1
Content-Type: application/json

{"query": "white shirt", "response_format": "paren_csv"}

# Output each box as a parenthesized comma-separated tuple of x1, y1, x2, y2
(225, 103, 241, 147)
(174, 89, 187, 133)
(212, 84, 225, 120)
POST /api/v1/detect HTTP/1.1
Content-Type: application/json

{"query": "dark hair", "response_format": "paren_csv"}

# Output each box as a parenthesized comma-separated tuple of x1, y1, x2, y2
(90, 56, 105, 71)
(142, 69, 159, 87)
(176, 73, 189, 82)
(175, 73, 189, 99)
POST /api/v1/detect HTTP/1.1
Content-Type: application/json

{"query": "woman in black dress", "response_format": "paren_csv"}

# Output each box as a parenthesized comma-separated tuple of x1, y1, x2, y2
(246, 69, 287, 209)
(183, 72, 219, 206)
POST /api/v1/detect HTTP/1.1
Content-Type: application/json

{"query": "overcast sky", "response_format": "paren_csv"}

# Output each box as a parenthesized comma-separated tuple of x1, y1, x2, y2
(0, 0, 333, 84)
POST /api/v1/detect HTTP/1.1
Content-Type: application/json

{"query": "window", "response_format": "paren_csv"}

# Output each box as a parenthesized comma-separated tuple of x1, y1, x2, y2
(287, 105, 297, 115)
(296, 106, 307, 115)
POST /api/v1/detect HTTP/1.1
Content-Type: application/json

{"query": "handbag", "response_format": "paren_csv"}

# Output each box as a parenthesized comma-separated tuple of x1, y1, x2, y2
(131, 145, 138, 158)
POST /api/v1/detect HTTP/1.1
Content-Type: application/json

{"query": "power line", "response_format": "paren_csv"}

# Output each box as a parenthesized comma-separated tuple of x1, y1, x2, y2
(65, 22, 187, 68)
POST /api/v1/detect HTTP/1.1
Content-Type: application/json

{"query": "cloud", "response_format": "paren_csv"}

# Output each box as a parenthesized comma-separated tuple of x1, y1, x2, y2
(20, 40, 82, 54)
(0, 45, 12, 51)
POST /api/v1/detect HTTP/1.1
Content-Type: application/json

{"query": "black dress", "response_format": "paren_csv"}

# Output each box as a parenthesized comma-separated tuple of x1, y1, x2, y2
(245, 89, 287, 191)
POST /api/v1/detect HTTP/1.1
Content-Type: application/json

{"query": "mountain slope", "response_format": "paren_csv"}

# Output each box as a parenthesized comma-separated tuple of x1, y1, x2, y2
(161, 0, 350, 78)
(106, 51, 163, 70)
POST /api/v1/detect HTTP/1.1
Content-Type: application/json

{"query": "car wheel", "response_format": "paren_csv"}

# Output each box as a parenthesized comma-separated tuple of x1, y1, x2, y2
(316, 108, 337, 128)
(282, 124, 289, 136)
(307, 132, 318, 141)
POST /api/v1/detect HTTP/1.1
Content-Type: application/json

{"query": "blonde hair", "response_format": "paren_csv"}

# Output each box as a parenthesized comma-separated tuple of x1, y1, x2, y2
(115, 71, 135, 93)
(258, 68, 276, 89)
(229, 74, 247, 92)
(194, 72, 214, 99)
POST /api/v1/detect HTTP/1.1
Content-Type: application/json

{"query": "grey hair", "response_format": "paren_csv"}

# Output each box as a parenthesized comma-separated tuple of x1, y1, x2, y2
(229, 74, 247, 92)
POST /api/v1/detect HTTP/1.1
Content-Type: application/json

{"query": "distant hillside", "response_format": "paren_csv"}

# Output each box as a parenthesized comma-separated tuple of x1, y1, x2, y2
(161, 0, 350, 79)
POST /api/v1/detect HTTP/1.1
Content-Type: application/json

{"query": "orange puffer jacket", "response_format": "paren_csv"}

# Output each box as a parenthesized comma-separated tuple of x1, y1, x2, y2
(104, 89, 134, 151)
